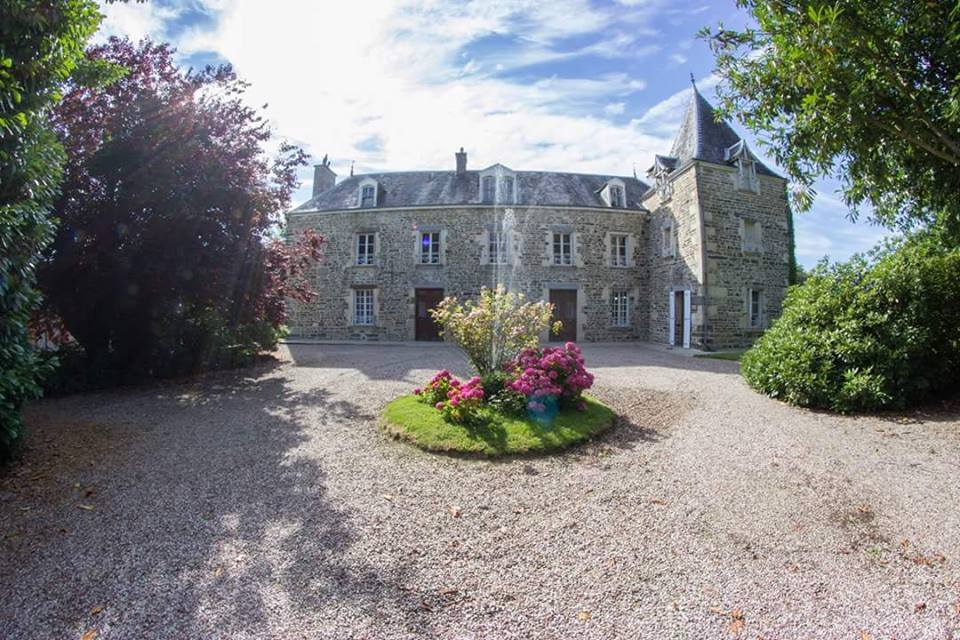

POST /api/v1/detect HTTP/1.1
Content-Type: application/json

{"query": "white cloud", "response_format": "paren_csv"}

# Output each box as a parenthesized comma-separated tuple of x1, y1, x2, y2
(95, 0, 180, 43)
(670, 53, 687, 65)
(604, 102, 626, 115)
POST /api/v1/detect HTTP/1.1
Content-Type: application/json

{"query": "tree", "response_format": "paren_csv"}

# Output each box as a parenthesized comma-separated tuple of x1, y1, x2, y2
(42, 38, 319, 377)
(701, 1, 960, 238)
(0, 0, 102, 457)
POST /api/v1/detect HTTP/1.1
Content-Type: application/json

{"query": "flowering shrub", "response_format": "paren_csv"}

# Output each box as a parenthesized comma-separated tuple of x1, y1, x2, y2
(414, 372, 485, 423)
(507, 342, 594, 410)
(430, 284, 561, 375)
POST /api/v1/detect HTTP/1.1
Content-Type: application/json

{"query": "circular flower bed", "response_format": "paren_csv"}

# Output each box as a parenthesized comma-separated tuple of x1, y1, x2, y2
(383, 342, 615, 455)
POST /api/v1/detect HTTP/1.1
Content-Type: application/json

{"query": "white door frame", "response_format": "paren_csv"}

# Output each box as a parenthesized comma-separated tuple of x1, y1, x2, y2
(668, 288, 692, 348)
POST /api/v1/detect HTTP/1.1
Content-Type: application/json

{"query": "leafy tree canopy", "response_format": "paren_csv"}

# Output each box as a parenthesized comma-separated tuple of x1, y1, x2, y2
(0, 0, 103, 457)
(701, 0, 960, 238)
(42, 38, 319, 377)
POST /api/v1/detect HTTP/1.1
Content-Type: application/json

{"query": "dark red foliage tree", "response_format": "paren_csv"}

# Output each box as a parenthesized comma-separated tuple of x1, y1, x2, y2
(42, 38, 321, 376)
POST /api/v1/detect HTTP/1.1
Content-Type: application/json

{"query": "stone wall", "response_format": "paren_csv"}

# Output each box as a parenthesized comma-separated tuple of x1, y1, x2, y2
(286, 205, 650, 342)
(695, 163, 791, 350)
(640, 165, 706, 346)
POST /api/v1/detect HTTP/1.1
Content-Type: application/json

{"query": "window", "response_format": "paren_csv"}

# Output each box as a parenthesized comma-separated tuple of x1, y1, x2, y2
(742, 219, 762, 253)
(610, 234, 628, 267)
(501, 176, 514, 203)
(611, 290, 630, 327)
(655, 170, 673, 201)
(360, 185, 376, 208)
(661, 225, 675, 257)
(488, 229, 508, 264)
(736, 158, 758, 192)
(419, 231, 441, 264)
(481, 176, 496, 203)
(353, 289, 374, 325)
(356, 233, 375, 265)
(609, 185, 624, 208)
(748, 288, 762, 329)
(552, 232, 572, 265)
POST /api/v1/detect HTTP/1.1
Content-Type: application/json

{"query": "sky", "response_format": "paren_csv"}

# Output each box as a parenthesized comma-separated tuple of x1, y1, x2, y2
(95, 0, 891, 268)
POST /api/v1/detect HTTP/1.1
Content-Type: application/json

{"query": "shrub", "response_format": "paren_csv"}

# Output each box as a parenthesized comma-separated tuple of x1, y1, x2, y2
(507, 342, 595, 410)
(487, 388, 528, 417)
(742, 235, 960, 412)
(414, 371, 484, 424)
(0, 0, 102, 459)
(430, 284, 559, 375)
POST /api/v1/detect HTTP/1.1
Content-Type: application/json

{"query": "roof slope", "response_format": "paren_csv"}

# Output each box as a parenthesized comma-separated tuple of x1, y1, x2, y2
(667, 86, 778, 177)
(292, 170, 650, 213)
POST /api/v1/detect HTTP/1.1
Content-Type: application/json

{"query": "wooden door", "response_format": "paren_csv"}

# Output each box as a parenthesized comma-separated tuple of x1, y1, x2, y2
(415, 288, 444, 341)
(672, 290, 686, 347)
(549, 289, 577, 342)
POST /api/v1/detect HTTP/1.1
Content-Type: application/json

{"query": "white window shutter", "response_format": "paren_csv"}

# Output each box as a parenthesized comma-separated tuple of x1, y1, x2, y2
(668, 291, 676, 346)
(683, 290, 692, 349)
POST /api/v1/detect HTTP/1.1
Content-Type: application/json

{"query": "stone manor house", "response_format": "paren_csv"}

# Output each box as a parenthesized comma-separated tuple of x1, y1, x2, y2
(285, 86, 792, 350)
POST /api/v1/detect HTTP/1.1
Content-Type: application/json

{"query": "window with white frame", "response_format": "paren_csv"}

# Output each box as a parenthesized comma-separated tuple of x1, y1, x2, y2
(747, 288, 763, 329)
(610, 233, 628, 267)
(611, 290, 630, 327)
(356, 233, 375, 265)
(609, 185, 624, 208)
(481, 176, 496, 203)
(488, 228, 508, 264)
(360, 184, 376, 208)
(353, 289, 374, 325)
(742, 219, 762, 253)
(552, 232, 572, 265)
(419, 231, 441, 264)
(661, 224, 675, 257)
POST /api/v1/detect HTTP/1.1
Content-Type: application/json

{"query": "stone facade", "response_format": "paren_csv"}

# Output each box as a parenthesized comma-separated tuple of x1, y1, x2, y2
(285, 86, 792, 349)
(286, 206, 650, 342)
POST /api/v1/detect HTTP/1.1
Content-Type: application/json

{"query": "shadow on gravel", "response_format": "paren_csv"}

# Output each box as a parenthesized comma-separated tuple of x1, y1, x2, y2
(0, 363, 415, 638)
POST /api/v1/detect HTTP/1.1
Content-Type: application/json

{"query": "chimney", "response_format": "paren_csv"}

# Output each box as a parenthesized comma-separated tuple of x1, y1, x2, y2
(312, 154, 337, 198)
(455, 147, 467, 174)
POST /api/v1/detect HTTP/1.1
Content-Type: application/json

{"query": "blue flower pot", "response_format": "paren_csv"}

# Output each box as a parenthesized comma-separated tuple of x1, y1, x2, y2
(526, 394, 559, 427)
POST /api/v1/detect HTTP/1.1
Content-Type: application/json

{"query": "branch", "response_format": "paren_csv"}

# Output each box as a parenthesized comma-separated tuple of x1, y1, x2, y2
(870, 117, 960, 165)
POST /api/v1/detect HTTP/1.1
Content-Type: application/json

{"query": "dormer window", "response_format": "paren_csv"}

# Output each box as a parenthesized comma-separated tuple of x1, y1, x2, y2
(655, 171, 673, 200)
(725, 140, 759, 193)
(482, 176, 496, 203)
(360, 185, 375, 208)
(600, 178, 627, 208)
(479, 164, 517, 205)
(357, 178, 379, 208)
(736, 157, 758, 192)
(610, 185, 624, 207)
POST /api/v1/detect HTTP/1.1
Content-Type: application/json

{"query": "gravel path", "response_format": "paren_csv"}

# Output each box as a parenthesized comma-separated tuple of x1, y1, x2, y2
(2, 343, 959, 639)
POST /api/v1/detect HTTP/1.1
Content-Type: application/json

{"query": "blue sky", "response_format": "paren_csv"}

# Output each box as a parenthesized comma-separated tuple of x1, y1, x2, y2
(96, 0, 890, 268)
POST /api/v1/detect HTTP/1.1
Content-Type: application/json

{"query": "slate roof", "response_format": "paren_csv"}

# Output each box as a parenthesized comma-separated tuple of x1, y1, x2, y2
(292, 170, 650, 213)
(658, 86, 778, 177)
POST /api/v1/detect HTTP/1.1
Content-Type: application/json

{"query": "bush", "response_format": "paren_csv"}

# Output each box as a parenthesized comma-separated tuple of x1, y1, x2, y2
(430, 284, 559, 375)
(742, 235, 960, 412)
(507, 342, 595, 410)
(413, 371, 484, 424)
(0, 1, 102, 459)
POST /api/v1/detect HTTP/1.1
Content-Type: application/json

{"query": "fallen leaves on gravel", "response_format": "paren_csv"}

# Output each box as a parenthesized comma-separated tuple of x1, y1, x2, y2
(77, 504, 95, 511)
(650, 499, 668, 505)
(576, 610, 592, 621)
(382, 494, 395, 501)
(80, 630, 97, 640)
(90, 604, 105, 616)
(708, 607, 745, 636)
(860, 632, 873, 640)
(448, 506, 462, 518)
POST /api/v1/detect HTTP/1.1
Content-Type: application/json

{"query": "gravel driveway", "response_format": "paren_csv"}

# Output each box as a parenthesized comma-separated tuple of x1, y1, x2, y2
(2, 343, 959, 639)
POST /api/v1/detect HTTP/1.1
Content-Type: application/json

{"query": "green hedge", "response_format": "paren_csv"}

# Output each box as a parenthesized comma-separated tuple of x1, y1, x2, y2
(742, 235, 960, 412)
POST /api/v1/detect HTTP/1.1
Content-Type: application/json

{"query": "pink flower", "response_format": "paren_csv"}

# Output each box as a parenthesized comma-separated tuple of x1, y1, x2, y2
(435, 402, 444, 410)
(413, 387, 422, 395)
(450, 397, 460, 406)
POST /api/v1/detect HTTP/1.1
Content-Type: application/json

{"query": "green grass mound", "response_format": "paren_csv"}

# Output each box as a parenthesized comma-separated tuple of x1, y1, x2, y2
(383, 394, 615, 456)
